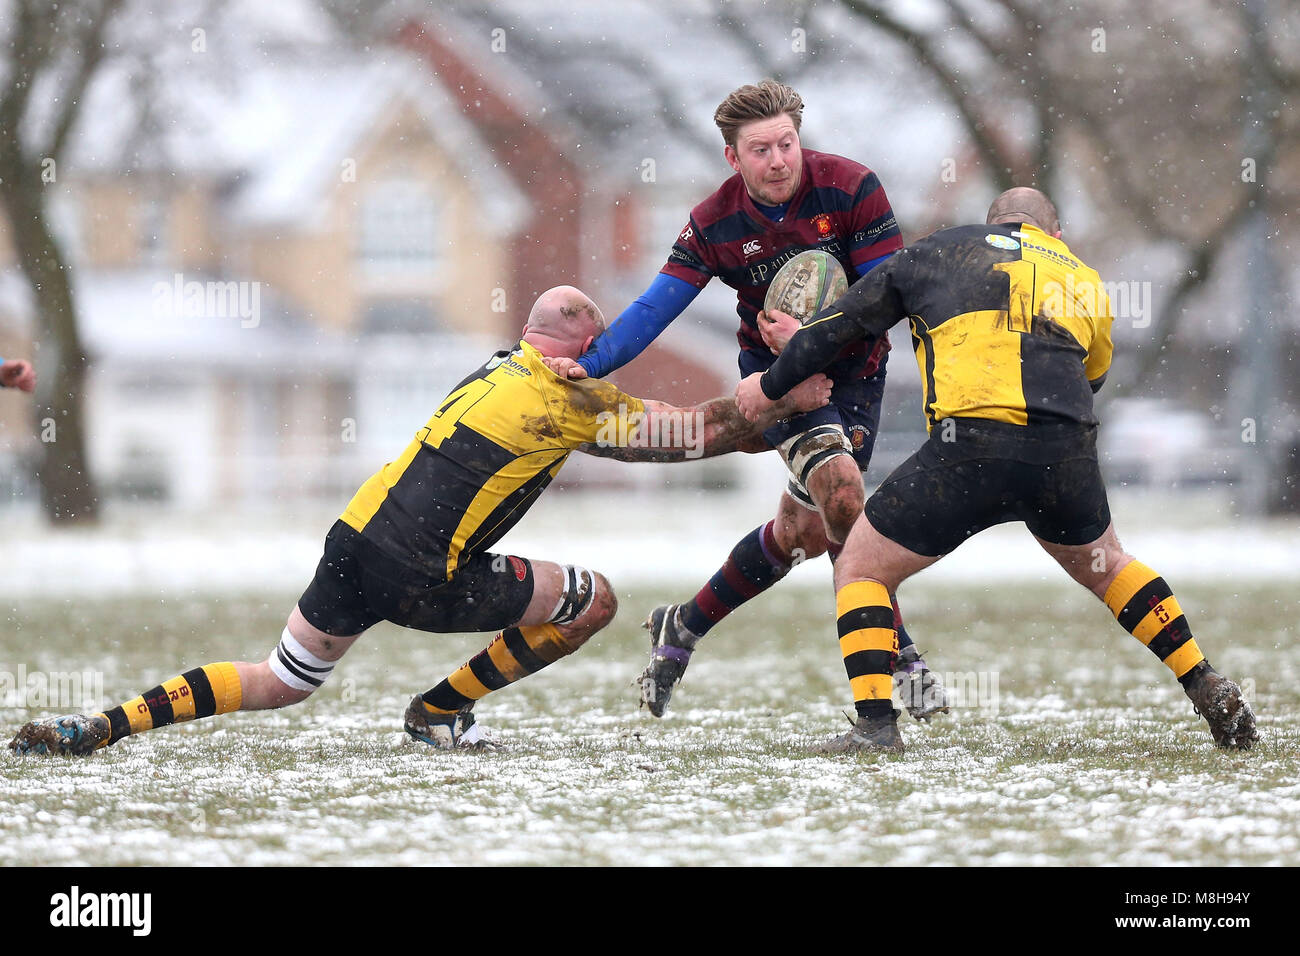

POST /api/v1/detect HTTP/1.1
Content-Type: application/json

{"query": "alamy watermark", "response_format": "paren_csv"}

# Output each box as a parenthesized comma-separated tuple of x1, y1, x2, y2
(897, 669, 1000, 717)
(595, 404, 705, 459)
(50, 886, 151, 936)
(1041, 275, 1152, 329)
(152, 273, 261, 328)
(0, 666, 103, 711)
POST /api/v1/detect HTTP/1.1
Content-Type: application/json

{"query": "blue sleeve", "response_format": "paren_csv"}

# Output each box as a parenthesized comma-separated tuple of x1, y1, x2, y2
(577, 274, 702, 378)
(855, 251, 895, 277)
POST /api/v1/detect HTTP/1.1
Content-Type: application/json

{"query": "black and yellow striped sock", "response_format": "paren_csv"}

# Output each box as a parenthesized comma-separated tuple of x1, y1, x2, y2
(1104, 561, 1204, 681)
(836, 581, 899, 718)
(421, 624, 574, 715)
(96, 662, 243, 748)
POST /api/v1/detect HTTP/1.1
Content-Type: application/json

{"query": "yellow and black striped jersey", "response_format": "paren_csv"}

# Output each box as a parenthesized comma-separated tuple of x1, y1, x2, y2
(763, 223, 1114, 431)
(341, 341, 645, 581)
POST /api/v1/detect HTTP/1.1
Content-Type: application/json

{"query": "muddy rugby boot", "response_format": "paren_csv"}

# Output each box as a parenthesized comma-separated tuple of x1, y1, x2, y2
(811, 709, 905, 755)
(639, 605, 697, 717)
(894, 645, 951, 721)
(8, 714, 110, 756)
(1183, 662, 1258, 749)
(403, 696, 489, 750)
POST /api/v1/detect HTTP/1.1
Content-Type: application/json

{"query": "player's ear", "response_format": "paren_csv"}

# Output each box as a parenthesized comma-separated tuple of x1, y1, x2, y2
(724, 144, 740, 173)
(580, 334, 595, 355)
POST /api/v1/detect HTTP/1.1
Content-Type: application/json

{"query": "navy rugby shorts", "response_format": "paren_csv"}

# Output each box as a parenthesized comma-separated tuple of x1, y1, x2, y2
(739, 347, 887, 507)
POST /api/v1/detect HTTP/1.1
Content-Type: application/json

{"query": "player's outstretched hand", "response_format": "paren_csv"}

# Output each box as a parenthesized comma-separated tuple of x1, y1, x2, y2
(736, 371, 775, 423)
(541, 356, 587, 380)
(757, 308, 800, 355)
(0, 359, 35, 393)
(784, 373, 832, 414)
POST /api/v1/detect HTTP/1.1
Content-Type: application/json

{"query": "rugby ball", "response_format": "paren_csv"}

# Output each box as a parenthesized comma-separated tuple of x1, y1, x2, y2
(763, 250, 849, 325)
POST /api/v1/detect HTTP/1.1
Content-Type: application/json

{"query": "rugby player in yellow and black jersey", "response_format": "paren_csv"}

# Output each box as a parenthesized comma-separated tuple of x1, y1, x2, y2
(739, 187, 1257, 755)
(9, 286, 830, 756)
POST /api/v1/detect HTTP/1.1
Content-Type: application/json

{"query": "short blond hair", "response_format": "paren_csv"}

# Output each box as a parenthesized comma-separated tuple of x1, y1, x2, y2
(713, 79, 804, 147)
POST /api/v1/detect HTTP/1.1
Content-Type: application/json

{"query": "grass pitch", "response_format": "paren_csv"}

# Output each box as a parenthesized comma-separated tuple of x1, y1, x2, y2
(1, 581, 1296, 866)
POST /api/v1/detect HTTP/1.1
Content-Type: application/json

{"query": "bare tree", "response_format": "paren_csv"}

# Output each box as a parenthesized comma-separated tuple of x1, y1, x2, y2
(0, 0, 126, 522)
(828, 0, 1299, 384)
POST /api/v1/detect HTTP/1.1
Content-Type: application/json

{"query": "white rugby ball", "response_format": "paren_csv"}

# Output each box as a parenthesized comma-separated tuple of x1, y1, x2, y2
(763, 250, 849, 325)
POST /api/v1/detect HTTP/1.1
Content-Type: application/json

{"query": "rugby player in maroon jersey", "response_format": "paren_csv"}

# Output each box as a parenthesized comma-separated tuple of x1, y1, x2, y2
(546, 80, 948, 721)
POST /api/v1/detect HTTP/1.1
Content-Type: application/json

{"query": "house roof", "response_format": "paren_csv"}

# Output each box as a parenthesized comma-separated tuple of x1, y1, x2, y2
(219, 57, 531, 235)
(66, 52, 530, 237)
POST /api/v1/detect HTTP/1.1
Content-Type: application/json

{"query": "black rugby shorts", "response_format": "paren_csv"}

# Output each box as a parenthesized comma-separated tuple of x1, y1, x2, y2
(865, 419, 1112, 557)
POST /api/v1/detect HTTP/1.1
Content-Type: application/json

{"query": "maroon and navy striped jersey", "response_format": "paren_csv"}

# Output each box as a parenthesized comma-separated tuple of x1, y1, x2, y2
(660, 148, 903, 377)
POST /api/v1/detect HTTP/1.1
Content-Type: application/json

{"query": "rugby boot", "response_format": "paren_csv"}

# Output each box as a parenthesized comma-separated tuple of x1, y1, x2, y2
(403, 696, 490, 750)
(8, 714, 110, 756)
(894, 645, 950, 721)
(638, 605, 695, 717)
(811, 709, 905, 755)
(1182, 662, 1258, 750)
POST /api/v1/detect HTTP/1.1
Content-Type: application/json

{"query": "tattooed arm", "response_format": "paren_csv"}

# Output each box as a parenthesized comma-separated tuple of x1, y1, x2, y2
(577, 373, 831, 463)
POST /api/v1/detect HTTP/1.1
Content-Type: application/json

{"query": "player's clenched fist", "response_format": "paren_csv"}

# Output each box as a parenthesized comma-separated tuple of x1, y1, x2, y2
(783, 372, 832, 414)
(757, 308, 801, 356)
(0, 359, 35, 393)
(736, 371, 776, 422)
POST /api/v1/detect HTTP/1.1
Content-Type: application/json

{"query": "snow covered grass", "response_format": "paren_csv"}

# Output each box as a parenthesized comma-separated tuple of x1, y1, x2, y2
(1, 580, 1296, 866)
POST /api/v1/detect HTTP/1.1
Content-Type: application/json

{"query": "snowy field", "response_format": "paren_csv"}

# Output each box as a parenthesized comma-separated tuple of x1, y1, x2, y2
(1, 489, 1296, 867)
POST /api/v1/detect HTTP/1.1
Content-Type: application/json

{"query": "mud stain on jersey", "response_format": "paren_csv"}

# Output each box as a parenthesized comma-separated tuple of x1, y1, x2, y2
(519, 414, 562, 443)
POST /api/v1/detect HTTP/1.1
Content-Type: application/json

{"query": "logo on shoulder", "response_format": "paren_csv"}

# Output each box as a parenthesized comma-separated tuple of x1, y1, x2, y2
(985, 234, 1020, 251)
(679, 225, 694, 243)
(491, 348, 531, 376)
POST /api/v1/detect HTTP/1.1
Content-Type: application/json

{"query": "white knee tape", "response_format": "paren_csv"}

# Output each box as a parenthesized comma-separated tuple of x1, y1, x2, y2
(269, 627, 336, 693)
(778, 425, 853, 491)
(549, 565, 595, 625)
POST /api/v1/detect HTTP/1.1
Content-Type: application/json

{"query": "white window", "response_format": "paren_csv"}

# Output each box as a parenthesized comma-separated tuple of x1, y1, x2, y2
(356, 179, 441, 274)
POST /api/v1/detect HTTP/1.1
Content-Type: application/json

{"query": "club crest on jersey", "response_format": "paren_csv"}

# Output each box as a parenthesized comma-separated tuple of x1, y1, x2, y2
(508, 556, 528, 581)
(812, 213, 834, 239)
(742, 239, 763, 258)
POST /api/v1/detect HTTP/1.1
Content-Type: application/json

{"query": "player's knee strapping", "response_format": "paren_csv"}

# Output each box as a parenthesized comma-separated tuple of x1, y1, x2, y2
(779, 425, 853, 507)
(1104, 560, 1204, 679)
(420, 623, 578, 715)
(548, 564, 595, 626)
(836, 580, 899, 718)
(98, 661, 243, 746)
(269, 627, 337, 694)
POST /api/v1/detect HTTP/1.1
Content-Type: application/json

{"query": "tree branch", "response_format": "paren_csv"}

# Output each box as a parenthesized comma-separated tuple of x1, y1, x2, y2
(1128, 195, 1256, 387)
(46, 0, 125, 162)
(0, 0, 43, 166)
(838, 0, 1021, 189)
